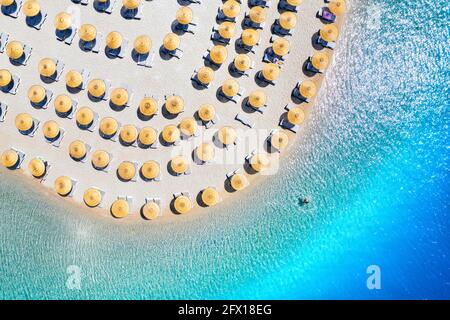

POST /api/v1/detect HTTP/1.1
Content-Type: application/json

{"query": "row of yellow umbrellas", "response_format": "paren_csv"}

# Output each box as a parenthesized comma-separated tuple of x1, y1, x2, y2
(0, 149, 48, 178)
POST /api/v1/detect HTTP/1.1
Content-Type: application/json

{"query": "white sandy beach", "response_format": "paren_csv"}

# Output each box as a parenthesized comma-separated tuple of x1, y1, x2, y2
(0, 0, 343, 219)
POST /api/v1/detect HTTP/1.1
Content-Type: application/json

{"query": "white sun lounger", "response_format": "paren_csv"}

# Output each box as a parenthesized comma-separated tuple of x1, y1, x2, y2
(11, 148, 25, 169)
(1, 74, 20, 95)
(235, 113, 255, 128)
(45, 127, 65, 148)
(279, 118, 299, 133)
(0, 103, 8, 122)
(2, 0, 23, 18)
(0, 32, 9, 53)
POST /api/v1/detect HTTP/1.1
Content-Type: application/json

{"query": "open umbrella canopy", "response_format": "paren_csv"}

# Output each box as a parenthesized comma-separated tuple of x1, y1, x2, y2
(210, 45, 228, 64)
(0, 69, 12, 87)
(174, 195, 192, 214)
(249, 6, 266, 24)
(54, 12, 72, 31)
(197, 66, 214, 85)
(134, 35, 151, 55)
(142, 202, 160, 220)
(230, 173, 248, 191)
(171, 156, 189, 174)
(120, 125, 138, 144)
(88, 79, 106, 97)
(69, 140, 87, 160)
(28, 85, 46, 103)
(272, 38, 290, 56)
(111, 88, 129, 106)
(141, 161, 160, 180)
(218, 126, 237, 145)
(320, 24, 339, 42)
(123, 0, 140, 10)
(250, 153, 271, 172)
(271, 131, 289, 151)
(287, 106, 305, 125)
(76, 107, 94, 126)
(15, 113, 33, 132)
(38, 58, 56, 78)
(117, 161, 136, 181)
(162, 125, 181, 143)
(279, 11, 297, 30)
(54, 176, 73, 196)
(54, 94, 73, 114)
(222, 78, 240, 97)
(234, 54, 251, 71)
(42, 120, 60, 139)
(329, 0, 346, 15)
(1, 149, 18, 168)
(79, 24, 97, 42)
(165, 95, 184, 114)
(100, 117, 119, 136)
(241, 29, 260, 46)
(111, 199, 129, 218)
(91, 150, 110, 169)
(66, 70, 83, 88)
(262, 63, 280, 81)
(287, 0, 302, 6)
(6, 41, 24, 60)
(218, 21, 236, 39)
(223, 0, 241, 18)
(201, 187, 220, 207)
(23, 0, 41, 17)
(28, 158, 46, 178)
(138, 127, 157, 146)
(139, 97, 158, 117)
(299, 80, 317, 99)
(106, 31, 123, 49)
(311, 52, 330, 70)
(83, 188, 102, 208)
(176, 6, 193, 25)
(248, 90, 267, 108)
(198, 104, 216, 122)
(163, 33, 180, 51)
(179, 117, 198, 137)
(196, 143, 215, 162)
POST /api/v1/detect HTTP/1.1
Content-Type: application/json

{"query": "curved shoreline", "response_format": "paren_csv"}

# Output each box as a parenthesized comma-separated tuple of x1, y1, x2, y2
(0, 0, 347, 221)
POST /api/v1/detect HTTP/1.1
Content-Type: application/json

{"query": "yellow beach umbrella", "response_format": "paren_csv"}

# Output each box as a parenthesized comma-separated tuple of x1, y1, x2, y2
(320, 24, 339, 42)
(223, 0, 240, 19)
(248, 90, 267, 108)
(218, 126, 237, 146)
(234, 54, 251, 72)
(249, 6, 266, 24)
(138, 127, 157, 146)
(287, 0, 302, 5)
(23, 0, 41, 17)
(134, 35, 151, 55)
(120, 125, 138, 144)
(15, 113, 33, 132)
(202, 187, 220, 207)
(250, 153, 270, 172)
(174, 195, 192, 214)
(83, 188, 102, 208)
(111, 199, 129, 218)
(54, 176, 73, 196)
(198, 104, 215, 122)
(165, 95, 184, 114)
(38, 58, 56, 78)
(66, 70, 83, 89)
(6, 41, 24, 60)
(42, 120, 60, 140)
(0, 69, 12, 87)
(287, 107, 305, 125)
(272, 38, 290, 56)
(196, 143, 215, 162)
(230, 173, 248, 191)
(91, 150, 110, 169)
(28, 158, 46, 178)
(210, 45, 228, 64)
(28, 85, 46, 104)
(163, 33, 180, 51)
(1, 0, 14, 5)
(279, 11, 297, 30)
(241, 29, 259, 46)
(54, 94, 72, 114)
(299, 80, 317, 99)
(329, 0, 346, 15)
(99, 117, 118, 137)
(170, 156, 189, 174)
(79, 24, 97, 42)
(76, 107, 94, 127)
(141, 161, 160, 180)
(142, 202, 160, 220)
(262, 63, 280, 81)
(222, 78, 239, 97)
(88, 79, 106, 98)
(117, 161, 136, 181)
(123, 0, 140, 10)
(197, 66, 214, 85)
(162, 125, 180, 144)
(1, 149, 18, 168)
(311, 52, 329, 70)
(54, 12, 72, 31)
(179, 117, 198, 137)
(271, 131, 289, 151)
(69, 140, 87, 160)
(106, 31, 123, 49)
(111, 88, 129, 106)
(139, 97, 158, 117)
(218, 21, 235, 39)
(176, 6, 193, 25)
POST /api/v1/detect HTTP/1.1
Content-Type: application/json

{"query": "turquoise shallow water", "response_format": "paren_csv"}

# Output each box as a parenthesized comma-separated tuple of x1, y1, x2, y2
(1, 0, 449, 299)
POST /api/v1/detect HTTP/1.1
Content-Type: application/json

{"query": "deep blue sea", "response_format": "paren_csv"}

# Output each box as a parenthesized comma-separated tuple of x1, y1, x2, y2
(0, 0, 449, 299)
